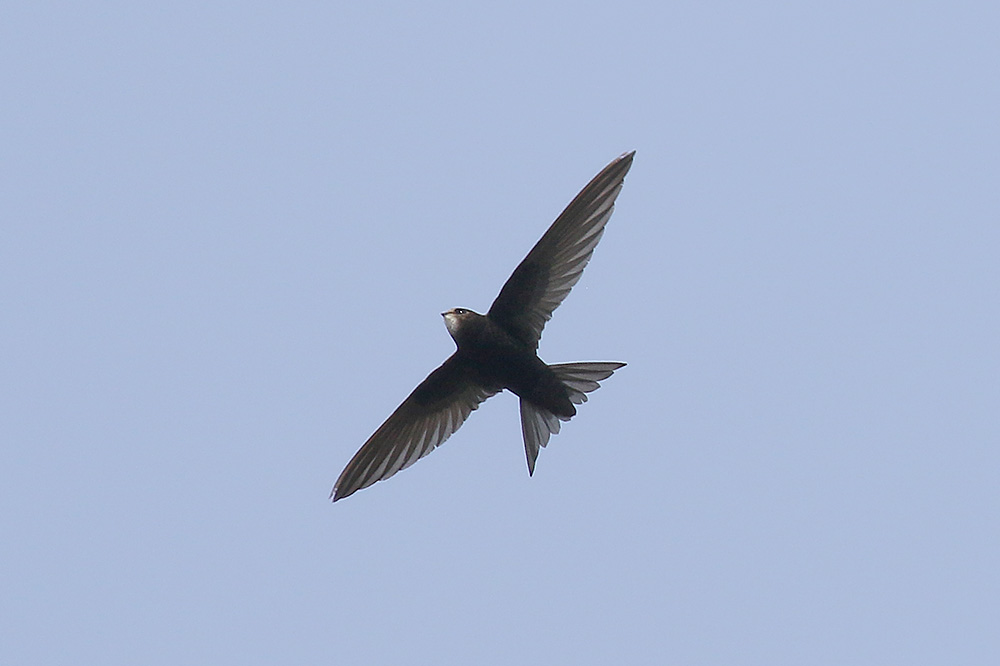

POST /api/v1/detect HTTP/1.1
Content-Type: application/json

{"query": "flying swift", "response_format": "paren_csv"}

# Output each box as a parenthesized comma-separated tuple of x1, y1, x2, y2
(332, 151, 634, 501)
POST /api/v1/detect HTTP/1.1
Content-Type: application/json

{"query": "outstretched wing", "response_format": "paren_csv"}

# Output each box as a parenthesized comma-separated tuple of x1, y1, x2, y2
(487, 151, 634, 349)
(332, 355, 498, 501)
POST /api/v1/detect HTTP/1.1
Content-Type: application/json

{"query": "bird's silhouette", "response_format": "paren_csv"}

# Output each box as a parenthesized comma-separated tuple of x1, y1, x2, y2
(332, 151, 634, 501)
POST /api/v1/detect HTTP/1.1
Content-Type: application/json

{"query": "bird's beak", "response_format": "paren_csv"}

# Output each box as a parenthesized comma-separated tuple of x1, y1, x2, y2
(441, 311, 449, 317)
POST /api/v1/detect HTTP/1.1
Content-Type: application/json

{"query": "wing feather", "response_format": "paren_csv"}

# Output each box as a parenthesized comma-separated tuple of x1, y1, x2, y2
(488, 152, 634, 348)
(332, 355, 498, 501)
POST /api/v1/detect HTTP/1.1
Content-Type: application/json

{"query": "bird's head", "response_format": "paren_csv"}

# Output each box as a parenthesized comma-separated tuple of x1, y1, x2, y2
(441, 308, 483, 345)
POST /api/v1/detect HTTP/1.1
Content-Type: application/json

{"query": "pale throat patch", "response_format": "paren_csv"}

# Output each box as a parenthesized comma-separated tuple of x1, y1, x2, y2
(443, 311, 463, 338)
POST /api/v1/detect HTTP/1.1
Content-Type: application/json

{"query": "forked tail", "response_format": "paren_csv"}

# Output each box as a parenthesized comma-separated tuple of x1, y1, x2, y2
(519, 362, 625, 475)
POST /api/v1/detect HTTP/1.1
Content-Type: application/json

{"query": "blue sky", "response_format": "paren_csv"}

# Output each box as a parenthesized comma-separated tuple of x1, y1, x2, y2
(3, 2, 998, 663)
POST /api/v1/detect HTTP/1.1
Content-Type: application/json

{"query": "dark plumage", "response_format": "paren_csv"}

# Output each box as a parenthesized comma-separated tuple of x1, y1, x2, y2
(332, 151, 634, 501)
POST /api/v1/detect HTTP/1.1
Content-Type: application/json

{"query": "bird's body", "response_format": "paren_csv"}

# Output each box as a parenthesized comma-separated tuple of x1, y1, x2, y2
(332, 152, 635, 501)
(442, 308, 576, 419)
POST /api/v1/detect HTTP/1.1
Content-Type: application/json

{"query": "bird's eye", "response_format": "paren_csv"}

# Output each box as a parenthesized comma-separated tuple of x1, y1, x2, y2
(455, 308, 466, 315)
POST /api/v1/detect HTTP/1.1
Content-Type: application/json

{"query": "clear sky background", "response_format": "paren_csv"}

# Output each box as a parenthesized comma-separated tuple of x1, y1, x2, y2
(3, 2, 998, 664)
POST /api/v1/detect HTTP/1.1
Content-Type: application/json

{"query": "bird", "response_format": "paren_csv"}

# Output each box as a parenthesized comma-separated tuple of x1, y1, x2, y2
(332, 151, 634, 501)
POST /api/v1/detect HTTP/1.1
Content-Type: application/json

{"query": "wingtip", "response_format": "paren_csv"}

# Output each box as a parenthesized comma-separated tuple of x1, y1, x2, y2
(610, 150, 635, 177)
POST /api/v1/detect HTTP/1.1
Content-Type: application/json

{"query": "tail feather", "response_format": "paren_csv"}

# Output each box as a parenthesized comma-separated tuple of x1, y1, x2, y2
(519, 361, 625, 475)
